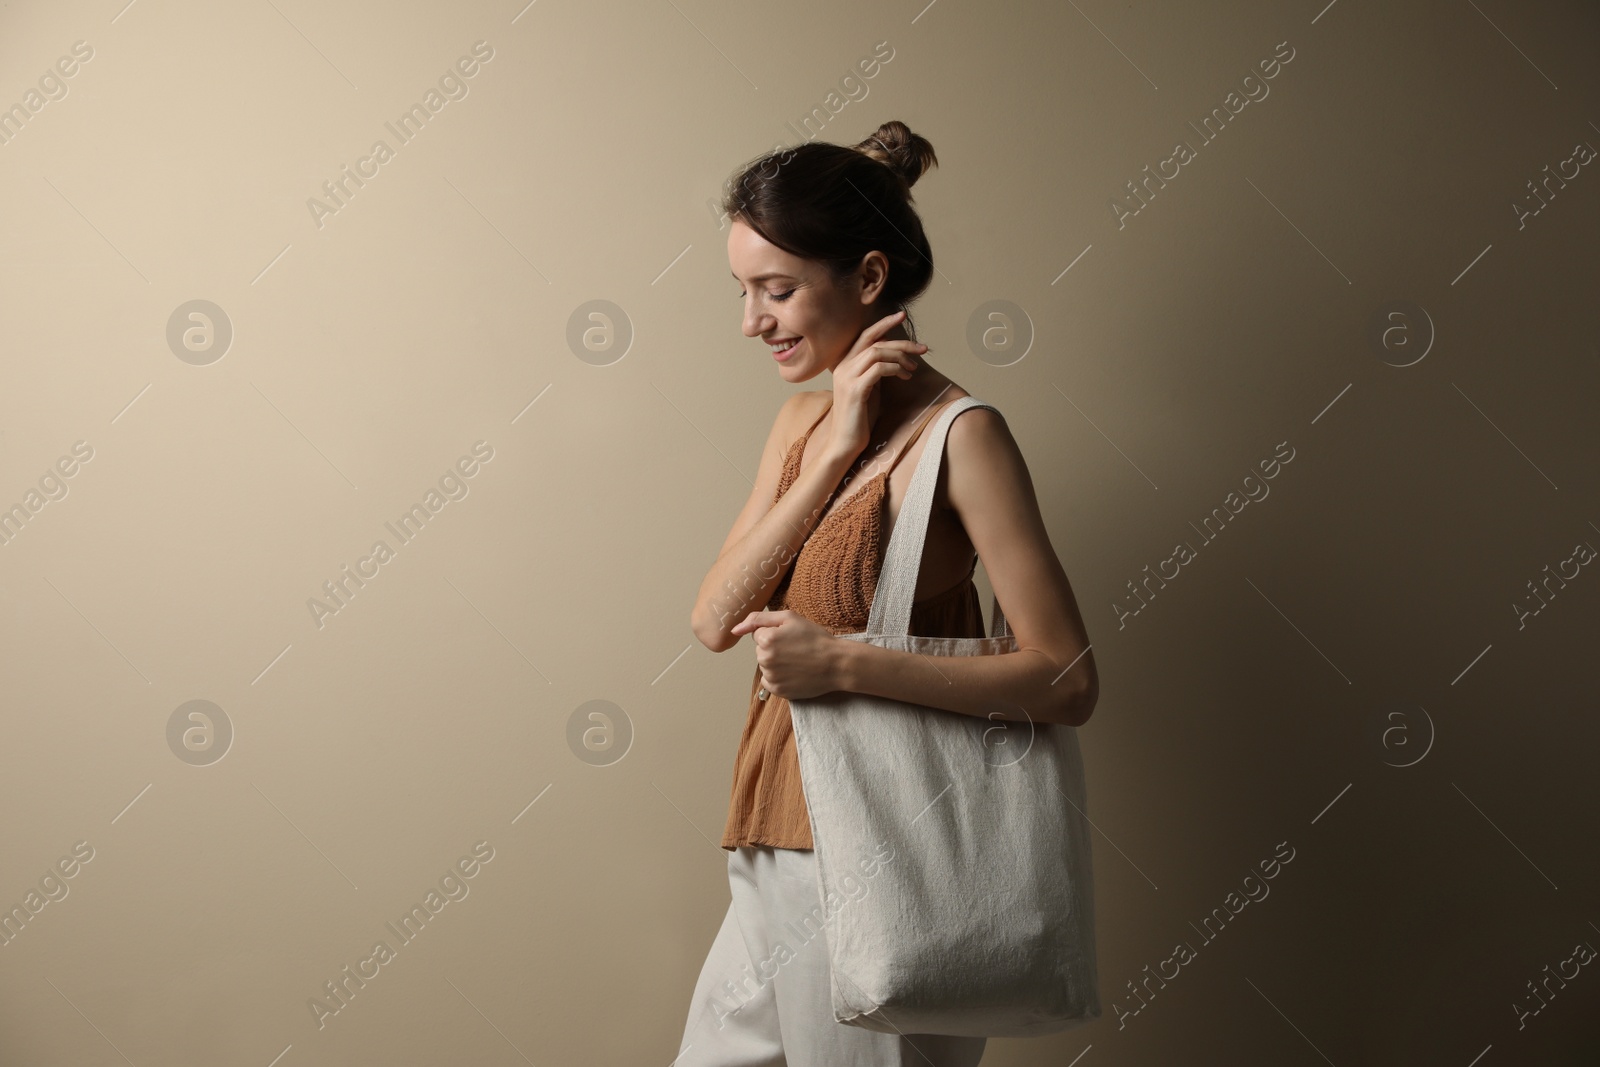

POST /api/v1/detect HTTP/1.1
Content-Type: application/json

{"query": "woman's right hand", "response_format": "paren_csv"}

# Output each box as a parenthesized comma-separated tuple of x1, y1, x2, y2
(824, 310, 926, 461)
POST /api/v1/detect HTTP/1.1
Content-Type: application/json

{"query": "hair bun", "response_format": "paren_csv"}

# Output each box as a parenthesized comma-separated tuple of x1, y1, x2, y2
(854, 120, 939, 188)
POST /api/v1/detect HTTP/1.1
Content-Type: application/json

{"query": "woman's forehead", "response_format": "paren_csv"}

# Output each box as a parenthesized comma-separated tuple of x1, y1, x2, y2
(728, 226, 808, 280)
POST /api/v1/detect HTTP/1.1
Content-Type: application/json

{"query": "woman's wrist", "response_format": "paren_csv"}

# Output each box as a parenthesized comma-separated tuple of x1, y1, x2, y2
(812, 439, 864, 475)
(797, 449, 865, 519)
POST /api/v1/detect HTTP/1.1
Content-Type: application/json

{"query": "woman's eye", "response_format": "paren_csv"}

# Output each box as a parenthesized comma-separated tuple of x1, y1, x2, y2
(773, 288, 795, 301)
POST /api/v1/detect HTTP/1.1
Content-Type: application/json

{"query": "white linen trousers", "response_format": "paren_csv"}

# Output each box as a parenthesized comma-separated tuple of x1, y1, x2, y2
(675, 844, 988, 1067)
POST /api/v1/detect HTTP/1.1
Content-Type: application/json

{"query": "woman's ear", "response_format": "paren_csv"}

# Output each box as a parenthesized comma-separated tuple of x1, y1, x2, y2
(855, 250, 891, 306)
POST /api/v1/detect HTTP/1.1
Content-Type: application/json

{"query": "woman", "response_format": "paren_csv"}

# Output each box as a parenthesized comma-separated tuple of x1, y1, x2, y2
(678, 120, 1098, 1066)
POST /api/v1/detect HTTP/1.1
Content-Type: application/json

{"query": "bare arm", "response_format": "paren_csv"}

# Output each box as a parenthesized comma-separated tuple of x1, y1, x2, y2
(831, 406, 1099, 727)
(690, 393, 859, 653)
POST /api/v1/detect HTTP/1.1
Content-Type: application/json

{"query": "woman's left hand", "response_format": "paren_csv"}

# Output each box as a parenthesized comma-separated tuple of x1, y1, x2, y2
(730, 610, 843, 700)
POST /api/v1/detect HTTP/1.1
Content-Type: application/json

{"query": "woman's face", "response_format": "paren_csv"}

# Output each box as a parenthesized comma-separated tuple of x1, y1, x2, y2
(727, 219, 884, 383)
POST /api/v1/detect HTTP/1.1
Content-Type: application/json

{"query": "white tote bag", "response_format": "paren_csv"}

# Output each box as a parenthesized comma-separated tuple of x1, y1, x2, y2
(787, 396, 1100, 1038)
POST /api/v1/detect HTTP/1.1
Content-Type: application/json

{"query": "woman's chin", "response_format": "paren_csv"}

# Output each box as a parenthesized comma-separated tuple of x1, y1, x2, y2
(773, 350, 829, 382)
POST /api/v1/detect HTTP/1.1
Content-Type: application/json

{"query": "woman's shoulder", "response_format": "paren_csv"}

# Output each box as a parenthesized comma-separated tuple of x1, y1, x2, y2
(937, 385, 975, 408)
(774, 390, 830, 417)
(925, 384, 985, 426)
(787, 389, 833, 428)
(939, 396, 1020, 492)
(943, 395, 1009, 445)
(772, 390, 832, 458)
(795, 389, 833, 409)
(929, 390, 1013, 474)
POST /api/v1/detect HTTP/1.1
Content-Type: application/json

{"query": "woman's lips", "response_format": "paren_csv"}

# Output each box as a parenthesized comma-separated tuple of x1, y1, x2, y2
(772, 339, 800, 362)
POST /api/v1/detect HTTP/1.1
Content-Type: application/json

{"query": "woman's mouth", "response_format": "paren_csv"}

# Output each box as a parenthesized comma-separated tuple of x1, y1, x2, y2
(769, 338, 801, 362)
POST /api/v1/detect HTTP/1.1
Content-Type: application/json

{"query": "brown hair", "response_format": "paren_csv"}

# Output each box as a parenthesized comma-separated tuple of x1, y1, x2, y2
(723, 120, 939, 341)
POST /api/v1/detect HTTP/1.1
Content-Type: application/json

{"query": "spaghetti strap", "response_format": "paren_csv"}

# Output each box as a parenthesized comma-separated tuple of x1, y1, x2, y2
(885, 397, 962, 475)
(796, 395, 832, 447)
(772, 397, 836, 504)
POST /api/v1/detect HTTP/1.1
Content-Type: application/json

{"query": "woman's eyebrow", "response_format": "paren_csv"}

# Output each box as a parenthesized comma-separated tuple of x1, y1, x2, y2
(730, 271, 797, 283)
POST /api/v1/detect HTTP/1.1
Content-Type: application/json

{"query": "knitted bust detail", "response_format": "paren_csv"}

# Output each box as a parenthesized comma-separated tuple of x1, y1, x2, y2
(770, 395, 957, 631)
(771, 456, 885, 633)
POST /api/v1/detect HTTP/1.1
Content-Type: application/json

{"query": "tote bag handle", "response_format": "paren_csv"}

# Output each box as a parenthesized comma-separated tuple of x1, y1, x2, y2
(864, 396, 1011, 641)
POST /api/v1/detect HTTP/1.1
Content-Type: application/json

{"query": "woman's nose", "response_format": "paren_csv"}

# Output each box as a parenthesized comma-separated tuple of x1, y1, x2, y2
(742, 305, 769, 338)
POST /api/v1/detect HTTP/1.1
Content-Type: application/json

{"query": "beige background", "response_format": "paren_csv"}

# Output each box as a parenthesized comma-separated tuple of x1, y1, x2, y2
(1, 0, 1597, 1063)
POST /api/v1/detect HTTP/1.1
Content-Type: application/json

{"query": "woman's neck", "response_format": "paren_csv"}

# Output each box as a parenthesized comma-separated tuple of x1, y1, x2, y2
(876, 362, 953, 422)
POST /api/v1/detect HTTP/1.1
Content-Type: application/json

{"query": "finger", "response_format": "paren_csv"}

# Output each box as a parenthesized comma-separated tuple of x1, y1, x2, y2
(744, 609, 784, 627)
(889, 347, 928, 371)
(870, 358, 917, 383)
(864, 341, 925, 369)
(731, 611, 771, 634)
(851, 309, 909, 355)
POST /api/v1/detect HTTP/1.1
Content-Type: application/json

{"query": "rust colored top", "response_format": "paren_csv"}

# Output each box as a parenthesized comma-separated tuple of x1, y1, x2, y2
(721, 396, 985, 851)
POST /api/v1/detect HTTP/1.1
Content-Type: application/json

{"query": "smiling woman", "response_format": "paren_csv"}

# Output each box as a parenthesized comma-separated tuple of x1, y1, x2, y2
(675, 119, 1099, 1065)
